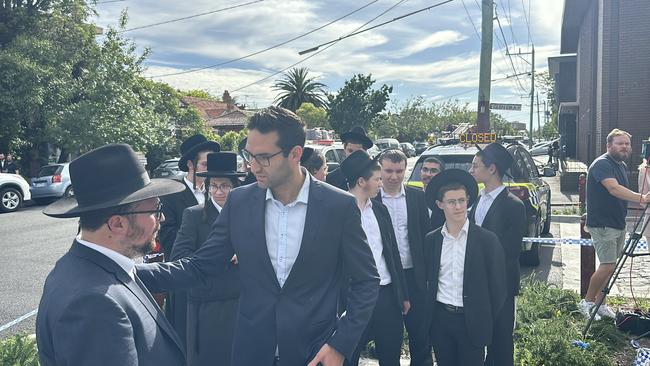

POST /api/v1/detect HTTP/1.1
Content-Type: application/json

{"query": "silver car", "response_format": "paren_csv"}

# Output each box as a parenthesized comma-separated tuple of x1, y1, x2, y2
(30, 163, 73, 204)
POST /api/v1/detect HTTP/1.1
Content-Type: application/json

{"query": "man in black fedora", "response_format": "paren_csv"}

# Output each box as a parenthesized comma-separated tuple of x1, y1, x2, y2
(327, 126, 374, 190)
(423, 169, 506, 366)
(159, 133, 220, 346)
(469, 142, 526, 366)
(341, 150, 410, 366)
(137, 107, 379, 366)
(36, 144, 186, 366)
(170, 151, 246, 366)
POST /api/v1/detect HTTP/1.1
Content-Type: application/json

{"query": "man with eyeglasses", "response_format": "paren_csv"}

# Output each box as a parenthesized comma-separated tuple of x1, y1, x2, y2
(421, 156, 446, 232)
(469, 142, 526, 366)
(137, 106, 380, 366)
(36, 144, 187, 366)
(423, 169, 506, 366)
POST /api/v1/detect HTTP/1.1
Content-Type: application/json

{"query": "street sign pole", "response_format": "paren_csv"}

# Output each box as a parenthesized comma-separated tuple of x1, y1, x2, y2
(476, 0, 493, 133)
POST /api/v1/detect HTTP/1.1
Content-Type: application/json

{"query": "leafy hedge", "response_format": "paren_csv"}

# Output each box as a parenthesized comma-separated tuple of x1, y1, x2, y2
(0, 333, 39, 366)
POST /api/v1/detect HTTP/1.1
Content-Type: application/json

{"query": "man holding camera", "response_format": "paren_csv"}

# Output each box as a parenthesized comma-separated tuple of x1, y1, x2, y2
(581, 129, 650, 319)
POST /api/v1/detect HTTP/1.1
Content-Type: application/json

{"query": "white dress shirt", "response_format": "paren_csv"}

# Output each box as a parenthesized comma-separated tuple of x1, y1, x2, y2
(76, 236, 135, 280)
(360, 199, 392, 285)
(381, 186, 413, 269)
(473, 185, 506, 227)
(436, 219, 470, 307)
(184, 177, 205, 205)
(265, 170, 310, 288)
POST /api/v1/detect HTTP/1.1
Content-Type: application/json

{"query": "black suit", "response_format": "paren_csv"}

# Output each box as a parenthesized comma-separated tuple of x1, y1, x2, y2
(376, 186, 433, 366)
(36, 242, 186, 366)
(326, 167, 348, 190)
(469, 188, 526, 366)
(159, 178, 198, 348)
(170, 201, 240, 366)
(424, 223, 507, 366)
(137, 179, 380, 366)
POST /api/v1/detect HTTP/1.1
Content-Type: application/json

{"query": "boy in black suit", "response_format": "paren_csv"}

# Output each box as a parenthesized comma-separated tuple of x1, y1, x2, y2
(424, 169, 506, 366)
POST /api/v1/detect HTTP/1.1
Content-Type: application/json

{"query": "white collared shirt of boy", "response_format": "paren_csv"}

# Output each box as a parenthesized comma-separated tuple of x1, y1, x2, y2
(359, 199, 392, 285)
(436, 219, 470, 307)
(380, 186, 413, 270)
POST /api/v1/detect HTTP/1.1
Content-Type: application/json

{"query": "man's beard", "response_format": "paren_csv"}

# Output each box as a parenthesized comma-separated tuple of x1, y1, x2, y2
(611, 150, 630, 162)
(123, 221, 157, 258)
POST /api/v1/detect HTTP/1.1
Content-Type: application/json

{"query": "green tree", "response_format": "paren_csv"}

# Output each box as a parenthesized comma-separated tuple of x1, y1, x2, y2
(296, 102, 330, 129)
(328, 74, 392, 135)
(181, 89, 220, 101)
(218, 130, 247, 152)
(273, 67, 327, 112)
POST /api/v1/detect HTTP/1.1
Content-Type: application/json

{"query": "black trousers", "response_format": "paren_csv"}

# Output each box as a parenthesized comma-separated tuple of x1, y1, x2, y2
(346, 284, 404, 366)
(484, 295, 516, 366)
(430, 303, 485, 366)
(403, 269, 433, 366)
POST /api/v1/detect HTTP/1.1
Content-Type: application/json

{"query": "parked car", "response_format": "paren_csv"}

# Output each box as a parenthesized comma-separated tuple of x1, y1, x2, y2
(414, 142, 429, 155)
(0, 173, 31, 213)
(305, 142, 345, 171)
(529, 139, 560, 156)
(399, 142, 416, 157)
(375, 138, 400, 151)
(29, 163, 73, 205)
(151, 158, 186, 180)
(407, 141, 556, 266)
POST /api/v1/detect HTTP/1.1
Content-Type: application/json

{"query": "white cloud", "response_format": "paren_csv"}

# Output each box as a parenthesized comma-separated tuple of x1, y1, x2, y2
(391, 30, 468, 58)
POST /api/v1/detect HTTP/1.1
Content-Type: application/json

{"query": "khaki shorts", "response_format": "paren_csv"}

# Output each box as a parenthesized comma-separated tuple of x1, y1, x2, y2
(587, 226, 626, 264)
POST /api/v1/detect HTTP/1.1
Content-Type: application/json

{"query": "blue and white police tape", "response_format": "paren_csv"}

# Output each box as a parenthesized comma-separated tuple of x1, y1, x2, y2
(522, 236, 649, 251)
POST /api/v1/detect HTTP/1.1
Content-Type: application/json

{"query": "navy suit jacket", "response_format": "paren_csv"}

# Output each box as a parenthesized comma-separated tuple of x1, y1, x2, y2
(36, 241, 185, 366)
(137, 178, 380, 366)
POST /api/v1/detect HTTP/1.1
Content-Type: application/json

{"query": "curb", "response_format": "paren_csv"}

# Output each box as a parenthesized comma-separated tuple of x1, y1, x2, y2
(551, 215, 581, 223)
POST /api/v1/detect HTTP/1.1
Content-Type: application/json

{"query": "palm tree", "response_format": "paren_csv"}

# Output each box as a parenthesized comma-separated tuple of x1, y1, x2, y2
(273, 67, 328, 112)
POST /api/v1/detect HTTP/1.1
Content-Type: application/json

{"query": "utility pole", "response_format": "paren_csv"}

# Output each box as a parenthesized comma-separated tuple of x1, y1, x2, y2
(536, 92, 541, 140)
(528, 46, 535, 148)
(476, 0, 494, 133)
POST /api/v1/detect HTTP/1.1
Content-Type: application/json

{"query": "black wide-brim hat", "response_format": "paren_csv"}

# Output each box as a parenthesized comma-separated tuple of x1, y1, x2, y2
(340, 126, 373, 150)
(476, 142, 514, 174)
(425, 169, 478, 211)
(44, 144, 185, 218)
(340, 150, 380, 186)
(178, 134, 221, 172)
(197, 152, 247, 178)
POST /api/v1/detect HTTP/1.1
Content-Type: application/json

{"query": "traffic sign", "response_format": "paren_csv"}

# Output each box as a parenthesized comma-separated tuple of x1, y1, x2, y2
(490, 103, 522, 111)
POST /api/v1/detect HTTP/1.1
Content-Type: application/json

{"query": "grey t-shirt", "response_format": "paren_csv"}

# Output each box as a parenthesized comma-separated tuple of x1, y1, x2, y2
(586, 153, 629, 229)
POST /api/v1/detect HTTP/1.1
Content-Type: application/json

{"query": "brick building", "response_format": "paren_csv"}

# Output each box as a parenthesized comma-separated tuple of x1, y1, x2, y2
(181, 91, 249, 134)
(549, 0, 650, 168)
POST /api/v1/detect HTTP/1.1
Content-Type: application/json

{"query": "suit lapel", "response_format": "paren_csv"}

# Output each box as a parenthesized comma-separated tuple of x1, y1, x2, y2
(431, 232, 443, 290)
(481, 189, 508, 229)
(250, 185, 281, 290)
(469, 196, 479, 223)
(462, 225, 477, 296)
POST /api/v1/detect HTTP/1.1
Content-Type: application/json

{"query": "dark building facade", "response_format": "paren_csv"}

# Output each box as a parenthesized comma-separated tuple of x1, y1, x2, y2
(550, 0, 650, 168)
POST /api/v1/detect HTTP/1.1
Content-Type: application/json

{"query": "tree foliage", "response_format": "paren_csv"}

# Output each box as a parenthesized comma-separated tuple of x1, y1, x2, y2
(327, 74, 392, 135)
(273, 67, 327, 112)
(296, 102, 330, 129)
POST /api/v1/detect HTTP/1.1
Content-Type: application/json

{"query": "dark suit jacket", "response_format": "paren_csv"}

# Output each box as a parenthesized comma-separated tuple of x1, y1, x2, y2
(137, 179, 380, 366)
(159, 179, 198, 259)
(375, 186, 431, 291)
(326, 167, 348, 191)
(36, 241, 185, 366)
(424, 223, 507, 348)
(469, 188, 526, 297)
(369, 199, 409, 307)
(170, 201, 240, 301)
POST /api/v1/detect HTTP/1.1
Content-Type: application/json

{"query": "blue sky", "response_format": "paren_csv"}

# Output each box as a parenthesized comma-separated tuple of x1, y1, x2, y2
(92, 0, 564, 126)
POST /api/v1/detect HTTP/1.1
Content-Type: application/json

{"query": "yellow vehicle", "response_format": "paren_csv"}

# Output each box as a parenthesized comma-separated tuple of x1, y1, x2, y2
(407, 140, 556, 266)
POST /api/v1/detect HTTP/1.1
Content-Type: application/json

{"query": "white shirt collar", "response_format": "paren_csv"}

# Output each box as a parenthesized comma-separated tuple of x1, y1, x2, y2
(441, 219, 470, 240)
(362, 198, 373, 210)
(210, 197, 222, 212)
(184, 176, 196, 190)
(480, 185, 506, 199)
(76, 236, 135, 278)
(381, 185, 406, 198)
(266, 168, 311, 206)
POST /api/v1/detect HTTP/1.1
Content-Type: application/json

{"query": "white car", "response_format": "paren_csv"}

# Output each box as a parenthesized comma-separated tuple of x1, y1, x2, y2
(0, 173, 31, 213)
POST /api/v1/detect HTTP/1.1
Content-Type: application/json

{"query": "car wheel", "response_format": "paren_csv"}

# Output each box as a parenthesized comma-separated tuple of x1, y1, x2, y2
(520, 221, 541, 267)
(64, 185, 74, 197)
(0, 187, 23, 213)
(541, 192, 552, 235)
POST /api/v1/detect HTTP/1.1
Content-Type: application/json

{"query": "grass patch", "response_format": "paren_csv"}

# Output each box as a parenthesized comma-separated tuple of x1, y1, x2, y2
(552, 205, 582, 215)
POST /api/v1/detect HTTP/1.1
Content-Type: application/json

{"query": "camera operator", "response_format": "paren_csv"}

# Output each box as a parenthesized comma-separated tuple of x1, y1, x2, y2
(639, 140, 650, 249)
(580, 129, 650, 319)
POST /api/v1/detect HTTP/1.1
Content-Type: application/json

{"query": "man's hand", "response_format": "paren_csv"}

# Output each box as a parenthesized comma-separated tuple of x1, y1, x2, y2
(643, 192, 650, 204)
(231, 255, 238, 264)
(402, 300, 411, 315)
(307, 343, 344, 366)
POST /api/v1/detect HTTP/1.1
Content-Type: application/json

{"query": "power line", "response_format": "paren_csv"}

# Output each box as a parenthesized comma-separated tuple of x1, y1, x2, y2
(231, 0, 410, 92)
(494, 8, 528, 93)
(95, 0, 126, 4)
(498, 0, 519, 46)
(148, 0, 379, 78)
(520, 0, 532, 45)
(460, 0, 481, 42)
(120, 0, 265, 34)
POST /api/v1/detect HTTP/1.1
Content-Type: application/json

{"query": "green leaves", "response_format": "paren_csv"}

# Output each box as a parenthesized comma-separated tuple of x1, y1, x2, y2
(273, 67, 327, 112)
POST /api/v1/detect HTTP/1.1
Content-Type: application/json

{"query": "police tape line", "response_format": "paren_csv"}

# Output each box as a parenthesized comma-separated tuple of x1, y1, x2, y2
(522, 236, 649, 250)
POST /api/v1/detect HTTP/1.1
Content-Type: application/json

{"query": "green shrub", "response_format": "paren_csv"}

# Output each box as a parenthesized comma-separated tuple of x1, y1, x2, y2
(0, 333, 40, 366)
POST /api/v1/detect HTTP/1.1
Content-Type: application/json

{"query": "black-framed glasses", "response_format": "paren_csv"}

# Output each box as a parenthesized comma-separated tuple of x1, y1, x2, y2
(120, 202, 164, 221)
(208, 183, 233, 193)
(241, 149, 285, 167)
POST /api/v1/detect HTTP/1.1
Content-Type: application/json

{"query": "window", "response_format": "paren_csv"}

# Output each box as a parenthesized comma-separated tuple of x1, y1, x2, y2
(325, 149, 339, 163)
(38, 165, 63, 177)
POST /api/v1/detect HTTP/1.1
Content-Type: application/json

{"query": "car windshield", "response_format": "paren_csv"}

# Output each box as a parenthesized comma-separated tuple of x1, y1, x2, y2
(410, 153, 516, 183)
(38, 165, 62, 177)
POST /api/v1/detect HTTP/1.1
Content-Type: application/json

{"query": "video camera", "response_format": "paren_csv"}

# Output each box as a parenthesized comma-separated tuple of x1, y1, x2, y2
(643, 139, 650, 161)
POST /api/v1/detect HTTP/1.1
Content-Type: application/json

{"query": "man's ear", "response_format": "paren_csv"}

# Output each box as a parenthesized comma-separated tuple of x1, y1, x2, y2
(106, 214, 128, 233)
(436, 200, 444, 210)
(290, 146, 303, 162)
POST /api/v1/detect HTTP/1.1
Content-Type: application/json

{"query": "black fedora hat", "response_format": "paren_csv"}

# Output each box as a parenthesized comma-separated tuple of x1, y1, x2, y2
(340, 150, 380, 186)
(178, 134, 221, 172)
(476, 142, 514, 175)
(340, 126, 373, 150)
(197, 152, 247, 178)
(44, 144, 185, 218)
(424, 169, 478, 211)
